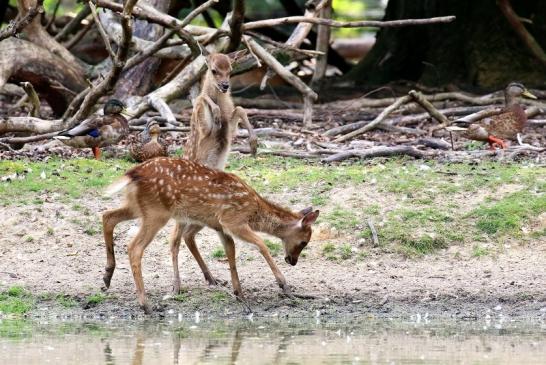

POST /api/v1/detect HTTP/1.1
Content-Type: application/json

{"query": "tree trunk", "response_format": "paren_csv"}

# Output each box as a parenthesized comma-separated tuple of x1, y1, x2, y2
(113, 0, 170, 98)
(348, 0, 546, 89)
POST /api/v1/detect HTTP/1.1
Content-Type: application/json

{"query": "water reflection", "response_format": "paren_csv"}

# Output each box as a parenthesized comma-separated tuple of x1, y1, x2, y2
(1, 318, 545, 364)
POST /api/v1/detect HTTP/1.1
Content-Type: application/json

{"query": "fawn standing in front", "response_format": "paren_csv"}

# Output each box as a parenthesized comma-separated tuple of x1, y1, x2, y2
(102, 158, 319, 314)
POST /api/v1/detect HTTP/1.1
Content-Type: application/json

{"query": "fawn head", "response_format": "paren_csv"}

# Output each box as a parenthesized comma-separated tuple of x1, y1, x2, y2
(282, 207, 320, 266)
(206, 53, 232, 93)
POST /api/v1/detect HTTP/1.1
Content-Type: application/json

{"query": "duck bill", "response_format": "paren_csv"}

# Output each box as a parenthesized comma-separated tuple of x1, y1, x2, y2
(120, 108, 134, 118)
(522, 89, 537, 100)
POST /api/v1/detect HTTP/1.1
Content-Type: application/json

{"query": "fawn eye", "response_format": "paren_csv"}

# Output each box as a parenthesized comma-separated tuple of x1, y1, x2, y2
(212, 69, 218, 75)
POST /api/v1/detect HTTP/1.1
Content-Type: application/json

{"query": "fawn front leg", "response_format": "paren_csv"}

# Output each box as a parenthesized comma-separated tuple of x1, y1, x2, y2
(226, 224, 289, 295)
(128, 217, 168, 314)
(203, 95, 221, 123)
(232, 106, 258, 156)
(183, 224, 223, 285)
(102, 206, 136, 290)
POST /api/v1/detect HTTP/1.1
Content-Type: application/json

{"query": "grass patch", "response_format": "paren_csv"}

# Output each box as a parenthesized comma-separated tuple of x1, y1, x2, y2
(211, 247, 225, 259)
(211, 291, 229, 303)
(398, 235, 448, 257)
(471, 189, 546, 235)
(56, 294, 78, 308)
(472, 244, 490, 257)
(173, 293, 189, 302)
(339, 244, 353, 260)
(85, 293, 106, 306)
(0, 286, 35, 315)
(322, 207, 360, 231)
(265, 239, 282, 257)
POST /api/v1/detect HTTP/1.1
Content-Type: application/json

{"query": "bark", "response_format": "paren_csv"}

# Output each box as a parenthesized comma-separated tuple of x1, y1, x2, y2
(0, 38, 86, 115)
(113, 0, 171, 98)
(349, 0, 546, 89)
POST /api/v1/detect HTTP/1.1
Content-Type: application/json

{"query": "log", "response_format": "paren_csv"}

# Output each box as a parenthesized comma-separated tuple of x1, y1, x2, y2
(0, 38, 86, 115)
(0, 117, 63, 135)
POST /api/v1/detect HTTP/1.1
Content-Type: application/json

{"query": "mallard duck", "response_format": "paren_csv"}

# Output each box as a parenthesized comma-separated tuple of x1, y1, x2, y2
(447, 83, 537, 149)
(54, 99, 129, 159)
(129, 120, 168, 162)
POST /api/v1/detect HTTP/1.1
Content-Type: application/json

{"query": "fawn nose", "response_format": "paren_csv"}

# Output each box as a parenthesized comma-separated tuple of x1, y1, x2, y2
(219, 82, 230, 92)
(285, 256, 298, 266)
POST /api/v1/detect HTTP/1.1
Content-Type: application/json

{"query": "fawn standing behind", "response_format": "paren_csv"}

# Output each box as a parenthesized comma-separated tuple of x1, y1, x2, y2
(102, 158, 319, 313)
(168, 53, 257, 293)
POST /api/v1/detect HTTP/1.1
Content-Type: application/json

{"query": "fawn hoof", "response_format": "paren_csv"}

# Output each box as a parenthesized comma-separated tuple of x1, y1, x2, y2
(206, 276, 227, 287)
(172, 281, 181, 295)
(102, 269, 114, 290)
(249, 138, 258, 156)
(140, 302, 152, 315)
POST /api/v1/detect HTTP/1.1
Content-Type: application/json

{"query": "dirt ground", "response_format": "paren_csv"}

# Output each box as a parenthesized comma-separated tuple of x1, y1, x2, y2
(1, 188, 545, 321)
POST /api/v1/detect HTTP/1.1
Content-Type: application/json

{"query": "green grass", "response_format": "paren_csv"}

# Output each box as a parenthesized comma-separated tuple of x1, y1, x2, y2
(471, 189, 546, 235)
(173, 293, 189, 302)
(211, 291, 229, 303)
(0, 286, 35, 315)
(0, 158, 133, 206)
(339, 244, 353, 260)
(85, 293, 106, 306)
(472, 244, 490, 257)
(265, 239, 282, 257)
(211, 247, 225, 259)
(56, 294, 78, 308)
(322, 207, 360, 230)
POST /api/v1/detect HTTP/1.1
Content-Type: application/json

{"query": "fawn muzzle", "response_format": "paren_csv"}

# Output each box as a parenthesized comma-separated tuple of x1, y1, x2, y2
(285, 255, 298, 266)
(218, 81, 230, 93)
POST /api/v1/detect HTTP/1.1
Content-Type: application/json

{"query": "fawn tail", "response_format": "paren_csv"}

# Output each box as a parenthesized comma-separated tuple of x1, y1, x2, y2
(105, 176, 132, 196)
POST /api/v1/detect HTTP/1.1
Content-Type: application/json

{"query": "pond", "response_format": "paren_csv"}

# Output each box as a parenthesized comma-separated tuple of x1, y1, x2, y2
(1, 316, 545, 364)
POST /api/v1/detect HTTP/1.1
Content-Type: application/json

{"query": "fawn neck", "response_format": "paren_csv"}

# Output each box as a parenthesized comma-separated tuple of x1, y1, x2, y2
(251, 198, 301, 239)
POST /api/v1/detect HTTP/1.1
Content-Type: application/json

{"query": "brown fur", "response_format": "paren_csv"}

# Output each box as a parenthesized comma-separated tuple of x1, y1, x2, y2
(102, 158, 319, 313)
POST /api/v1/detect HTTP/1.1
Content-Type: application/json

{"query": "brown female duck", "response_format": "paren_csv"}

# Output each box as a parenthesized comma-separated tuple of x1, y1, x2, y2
(129, 120, 168, 162)
(448, 83, 537, 149)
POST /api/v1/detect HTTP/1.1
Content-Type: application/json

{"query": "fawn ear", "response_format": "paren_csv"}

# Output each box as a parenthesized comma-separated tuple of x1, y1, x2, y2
(299, 206, 313, 216)
(300, 210, 320, 227)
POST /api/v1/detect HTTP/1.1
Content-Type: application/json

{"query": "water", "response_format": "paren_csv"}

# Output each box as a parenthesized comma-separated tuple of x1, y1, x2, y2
(1, 318, 545, 364)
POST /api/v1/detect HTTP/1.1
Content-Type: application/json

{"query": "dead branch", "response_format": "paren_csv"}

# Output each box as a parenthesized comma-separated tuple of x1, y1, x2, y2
(310, 0, 331, 90)
(146, 95, 179, 126)
(0, 131, 60, 145)
(69, 0, 138, 124)
(453, 107, 504, 124)
(63, 20, 93, 50)
(54, 4, 91, 41)
(0, 0, 44, 41)
(323, 146, 430, 162)
(408, 90, 450, 125)
(227, 0, 245, 52)
(244, 15, 456, 31)
(88, 1, 115, 59)
(367, 218, 379, 247)
(245, 37, 318, 124)
(45, 0, 62, 31)
(334, 96, 412, 142)
(498, 0, 546, 66)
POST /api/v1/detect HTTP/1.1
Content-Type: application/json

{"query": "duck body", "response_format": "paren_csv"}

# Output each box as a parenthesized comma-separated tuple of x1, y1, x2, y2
(129, 121, 168, 162)
(55, 99, 129, 159)
(449, 83, 536, 149)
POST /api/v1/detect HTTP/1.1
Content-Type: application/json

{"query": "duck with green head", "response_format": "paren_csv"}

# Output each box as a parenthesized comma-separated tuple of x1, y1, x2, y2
(447, 83, 537, 149)
(54, 99, 130, 159)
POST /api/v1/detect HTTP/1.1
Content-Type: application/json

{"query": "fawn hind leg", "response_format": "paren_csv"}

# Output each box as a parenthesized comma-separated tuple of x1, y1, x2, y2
(128, 215, 169, 314)
(102, 206, 137, 290)
(217, 230, 242, 297)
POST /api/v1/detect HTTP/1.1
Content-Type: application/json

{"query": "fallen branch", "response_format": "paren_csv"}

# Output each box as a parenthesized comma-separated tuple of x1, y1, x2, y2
(323, 146, 430, 162)
(0, 117, 63, 135)
(334, 95, 411, 142)
(367, 218, 379, 247)
(408, 90, 450, 125)
(244, 15, 456, 31)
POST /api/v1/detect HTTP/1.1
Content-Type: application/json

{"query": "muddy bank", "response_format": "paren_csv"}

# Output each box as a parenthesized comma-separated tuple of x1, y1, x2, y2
(1, 197, 545, 321)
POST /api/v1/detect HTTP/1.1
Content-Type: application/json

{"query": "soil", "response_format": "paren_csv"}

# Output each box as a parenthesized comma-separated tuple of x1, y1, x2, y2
(1, 187, 545, 321)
